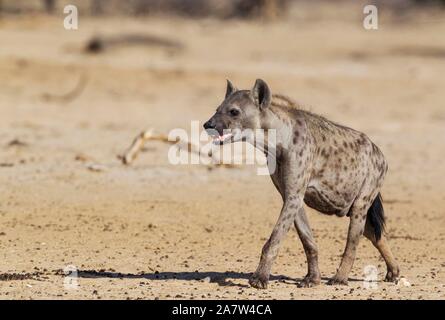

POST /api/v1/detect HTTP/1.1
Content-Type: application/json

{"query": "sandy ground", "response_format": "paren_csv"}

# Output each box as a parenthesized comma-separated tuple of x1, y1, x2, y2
(0, 5, 445, 299)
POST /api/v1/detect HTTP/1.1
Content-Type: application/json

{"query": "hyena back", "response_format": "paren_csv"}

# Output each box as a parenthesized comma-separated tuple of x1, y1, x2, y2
(203, 79, 400, 288)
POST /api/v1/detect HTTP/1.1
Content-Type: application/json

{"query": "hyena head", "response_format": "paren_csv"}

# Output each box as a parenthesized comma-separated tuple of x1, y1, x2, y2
(203, 79, 271, 145)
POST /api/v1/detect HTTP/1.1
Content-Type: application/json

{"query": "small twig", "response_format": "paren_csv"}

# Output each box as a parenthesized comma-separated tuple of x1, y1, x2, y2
(6, 139, 28, 148)
(388, 235, 423, 241)
(384, 199, 412, 204)
(41, 73, 88, 104)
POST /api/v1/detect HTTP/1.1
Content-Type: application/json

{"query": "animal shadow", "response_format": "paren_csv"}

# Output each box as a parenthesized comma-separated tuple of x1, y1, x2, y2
(75, 270, 300, 288)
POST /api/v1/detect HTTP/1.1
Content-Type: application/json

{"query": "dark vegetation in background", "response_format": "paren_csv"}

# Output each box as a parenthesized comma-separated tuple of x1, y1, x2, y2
(0, 0, 444, 19)
(0, 0, 289, 19)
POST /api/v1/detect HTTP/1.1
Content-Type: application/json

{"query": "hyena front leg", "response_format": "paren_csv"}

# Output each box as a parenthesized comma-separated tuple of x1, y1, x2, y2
(249, 196, 303, 289)
(294, 206, 321, 287)
(327, 196, 373, 285)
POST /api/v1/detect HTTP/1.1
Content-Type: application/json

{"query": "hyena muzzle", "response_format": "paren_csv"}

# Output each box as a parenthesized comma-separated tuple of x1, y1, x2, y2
(203, 79, 400, 289)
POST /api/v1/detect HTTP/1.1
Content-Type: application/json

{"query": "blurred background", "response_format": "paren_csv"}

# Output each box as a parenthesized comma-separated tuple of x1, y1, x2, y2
(1, 0, 445, 17)
(0, 0, 444, 299)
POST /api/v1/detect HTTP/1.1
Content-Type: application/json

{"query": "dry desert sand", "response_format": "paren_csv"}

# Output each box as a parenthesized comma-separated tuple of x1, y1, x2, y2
(0, 4, 445, 299)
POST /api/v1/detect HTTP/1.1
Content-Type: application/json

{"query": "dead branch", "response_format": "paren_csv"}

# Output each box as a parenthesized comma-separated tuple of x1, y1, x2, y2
(85, 34, 184, 54)
(120, 129, 235, 169)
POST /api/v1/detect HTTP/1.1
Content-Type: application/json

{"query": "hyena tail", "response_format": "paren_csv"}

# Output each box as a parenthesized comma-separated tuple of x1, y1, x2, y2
(366, 193, 386, 241)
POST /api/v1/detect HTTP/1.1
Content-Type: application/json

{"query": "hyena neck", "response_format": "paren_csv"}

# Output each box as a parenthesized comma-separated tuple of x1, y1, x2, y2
(265, 93, 298, 130)
(256, 105, 294, 159)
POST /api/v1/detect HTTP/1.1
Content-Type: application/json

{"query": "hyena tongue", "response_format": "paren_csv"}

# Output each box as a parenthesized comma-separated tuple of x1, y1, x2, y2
(219, 133, 232, 141)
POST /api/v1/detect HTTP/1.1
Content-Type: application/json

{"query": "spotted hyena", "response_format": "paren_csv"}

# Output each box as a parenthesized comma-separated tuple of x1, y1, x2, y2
(203, 79, 400, 288)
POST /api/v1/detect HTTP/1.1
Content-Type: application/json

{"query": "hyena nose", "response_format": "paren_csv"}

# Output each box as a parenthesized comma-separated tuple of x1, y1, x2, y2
(203, 120, 215, 130)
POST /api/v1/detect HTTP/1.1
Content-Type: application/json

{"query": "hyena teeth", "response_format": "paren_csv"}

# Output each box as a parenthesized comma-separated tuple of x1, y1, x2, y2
(213, 133, 232, 143)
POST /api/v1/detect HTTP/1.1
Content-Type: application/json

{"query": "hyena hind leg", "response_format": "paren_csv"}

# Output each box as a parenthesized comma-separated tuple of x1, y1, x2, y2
(363, 197, 400, 283)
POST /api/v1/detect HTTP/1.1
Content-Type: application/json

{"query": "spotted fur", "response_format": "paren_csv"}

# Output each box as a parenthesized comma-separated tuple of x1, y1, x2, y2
(204, 79, 400, 289)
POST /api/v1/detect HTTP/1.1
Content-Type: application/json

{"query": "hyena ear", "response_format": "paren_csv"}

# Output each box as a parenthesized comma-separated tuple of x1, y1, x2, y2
(225, 79, 237, 98)
(252, 79, 271, 110)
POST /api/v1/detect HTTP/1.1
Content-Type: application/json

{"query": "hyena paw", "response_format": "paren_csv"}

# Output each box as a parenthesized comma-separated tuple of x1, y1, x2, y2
(327, 276, 348, 286)
(249, 273, 269, 289)
(384, 268, 400, 283)
(297, 274, 321, 288)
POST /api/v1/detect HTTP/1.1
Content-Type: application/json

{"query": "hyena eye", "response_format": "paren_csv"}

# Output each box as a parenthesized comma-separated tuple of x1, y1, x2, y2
(230, 109, 240, 116)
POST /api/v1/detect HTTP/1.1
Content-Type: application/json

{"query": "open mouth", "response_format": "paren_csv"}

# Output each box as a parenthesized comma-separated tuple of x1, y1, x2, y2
(211, 133, 233, 145)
